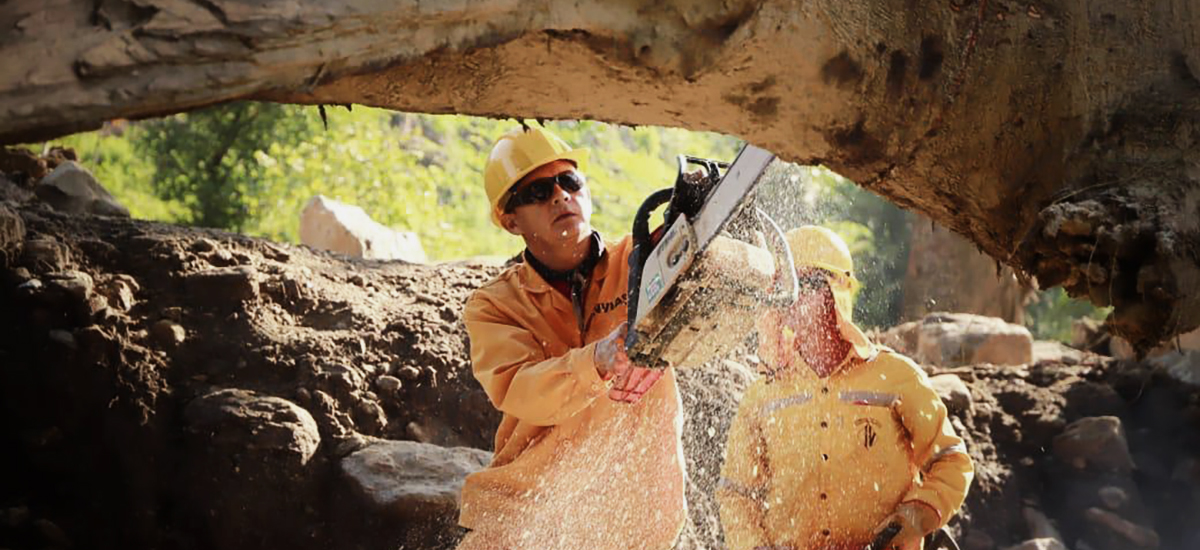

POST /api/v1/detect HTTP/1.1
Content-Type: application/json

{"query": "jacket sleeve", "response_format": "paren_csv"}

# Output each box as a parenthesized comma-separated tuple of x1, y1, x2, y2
(754, 310, 790, 370)
(463, 291, 609, 427)
(717, 386, 772, 550)
(893, 357, 975, 527)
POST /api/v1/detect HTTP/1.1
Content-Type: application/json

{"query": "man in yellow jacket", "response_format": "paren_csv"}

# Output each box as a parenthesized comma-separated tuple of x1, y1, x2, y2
(717, 226, 973, 550)
(454, 127, 687, 550)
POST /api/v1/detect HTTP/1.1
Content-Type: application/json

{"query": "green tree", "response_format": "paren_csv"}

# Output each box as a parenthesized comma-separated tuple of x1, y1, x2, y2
(135, 102, 320, 230)
(755, 164, 912, 329)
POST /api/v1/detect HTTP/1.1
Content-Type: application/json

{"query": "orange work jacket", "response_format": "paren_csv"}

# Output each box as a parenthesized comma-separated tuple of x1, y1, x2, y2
(458, 235, 687, 550)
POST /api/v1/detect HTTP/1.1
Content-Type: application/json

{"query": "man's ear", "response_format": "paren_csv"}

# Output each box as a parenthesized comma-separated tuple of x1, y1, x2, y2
(500, 212, 523, 236)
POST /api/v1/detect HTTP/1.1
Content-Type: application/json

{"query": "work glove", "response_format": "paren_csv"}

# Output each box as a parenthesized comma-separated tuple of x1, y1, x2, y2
(870, 502, 940, 549)
(594, 322, 664, 404)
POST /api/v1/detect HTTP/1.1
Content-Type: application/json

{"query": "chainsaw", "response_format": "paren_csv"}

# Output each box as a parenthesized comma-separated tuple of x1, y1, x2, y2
(624, 144, 798, 369)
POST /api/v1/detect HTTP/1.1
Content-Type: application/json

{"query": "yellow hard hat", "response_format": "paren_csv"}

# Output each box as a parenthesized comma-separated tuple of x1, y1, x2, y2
(784, 225, 858, 287)
(484, 126, 588, 227)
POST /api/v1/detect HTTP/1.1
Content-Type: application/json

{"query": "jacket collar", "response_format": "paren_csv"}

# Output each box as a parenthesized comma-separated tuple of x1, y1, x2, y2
(517, 232, 608, 293)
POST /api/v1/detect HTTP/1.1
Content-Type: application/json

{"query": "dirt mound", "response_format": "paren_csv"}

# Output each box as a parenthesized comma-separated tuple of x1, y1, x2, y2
(0, 175, 500, 549)
(1, 170, 1198, 550)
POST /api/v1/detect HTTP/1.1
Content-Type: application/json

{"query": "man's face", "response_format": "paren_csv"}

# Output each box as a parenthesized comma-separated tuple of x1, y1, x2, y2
(784, 269, 837, 329)
(499, 159, 594, 245)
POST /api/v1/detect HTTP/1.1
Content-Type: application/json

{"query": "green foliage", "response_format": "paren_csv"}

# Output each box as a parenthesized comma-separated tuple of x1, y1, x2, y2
(48, 128, 187, 222)
(1025, 287, 1112, 343)
(50, 105, 740, 261)
(135, 102, 320, 231)
(755, 165, 912, 329)
(40, 105, 1113, 336)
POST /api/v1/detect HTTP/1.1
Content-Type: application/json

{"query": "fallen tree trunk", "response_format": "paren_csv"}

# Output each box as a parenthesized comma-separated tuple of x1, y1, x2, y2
(2, 0, 1198, 348)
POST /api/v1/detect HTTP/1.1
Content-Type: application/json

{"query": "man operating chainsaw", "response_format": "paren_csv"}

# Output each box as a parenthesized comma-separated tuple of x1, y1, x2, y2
(454, 126, 687, 550)
(717, 225, 974, 550)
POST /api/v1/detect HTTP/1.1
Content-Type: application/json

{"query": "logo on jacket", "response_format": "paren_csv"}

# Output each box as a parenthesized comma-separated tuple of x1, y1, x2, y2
(855, 418, 880, 449)
(593, 294, 628, 315)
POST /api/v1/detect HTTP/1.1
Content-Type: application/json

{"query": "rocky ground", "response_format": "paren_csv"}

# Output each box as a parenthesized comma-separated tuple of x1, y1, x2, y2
(0, 151, 1198, 550)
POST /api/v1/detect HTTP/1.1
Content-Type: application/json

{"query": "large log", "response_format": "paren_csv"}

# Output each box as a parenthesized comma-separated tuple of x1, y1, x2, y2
(2, 0, 1198, 349)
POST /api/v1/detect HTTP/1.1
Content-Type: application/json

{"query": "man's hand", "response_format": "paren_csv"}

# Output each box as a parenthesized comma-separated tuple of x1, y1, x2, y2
(594, 323, 664, 404)
(871, 502, 940, 548)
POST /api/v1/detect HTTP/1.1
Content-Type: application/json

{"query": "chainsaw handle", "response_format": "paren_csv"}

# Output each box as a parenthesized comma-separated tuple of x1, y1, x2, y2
(755, 207, 798, 307)
(626, 187, 675, 351)
(864, 521, 903, 550)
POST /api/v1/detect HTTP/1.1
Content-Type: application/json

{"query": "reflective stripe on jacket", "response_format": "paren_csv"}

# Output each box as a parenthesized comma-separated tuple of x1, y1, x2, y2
(458, 235, 687, 550)
(717, 350, 973, 550)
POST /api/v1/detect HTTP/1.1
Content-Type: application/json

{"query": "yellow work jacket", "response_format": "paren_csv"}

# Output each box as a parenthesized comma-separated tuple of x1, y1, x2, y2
(458, 235, 687, 550)
(717, 349, 973, 550)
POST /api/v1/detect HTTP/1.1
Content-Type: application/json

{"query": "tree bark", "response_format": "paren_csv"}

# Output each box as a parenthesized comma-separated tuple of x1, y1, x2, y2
(2, 0, 1197, 349)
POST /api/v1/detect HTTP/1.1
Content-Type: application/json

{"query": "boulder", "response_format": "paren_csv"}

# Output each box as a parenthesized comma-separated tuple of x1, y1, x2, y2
(184, 266, 259, 306)
(21, 237, 70, 272)
(1147, 350, 1200, 387)
(184, 388, 321, 467)
(1023, 506, 1065, 542)
(149, 319, 186, 348)
(95, 275, 138, 312)
(340, 440, 490, 520)
(1083, 508, 1160, 548)
(875, 320, 921, 357)
(929, 373, 973, 413)
(181, 389, 323, 549)
(1052, 416, 1135, 473)
(45, 270, 94, 302)
(299, 195, 426, 262)
(915, 312, 1034, 367)
(1032, 341, 1084, 365)
(35, 161, 129, 217)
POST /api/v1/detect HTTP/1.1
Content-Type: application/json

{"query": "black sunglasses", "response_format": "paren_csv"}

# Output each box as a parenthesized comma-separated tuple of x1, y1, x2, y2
(503, 172, 585, 212)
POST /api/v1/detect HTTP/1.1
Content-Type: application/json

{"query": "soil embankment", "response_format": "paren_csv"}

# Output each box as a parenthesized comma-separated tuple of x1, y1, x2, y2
(0, 171, 1197, 550)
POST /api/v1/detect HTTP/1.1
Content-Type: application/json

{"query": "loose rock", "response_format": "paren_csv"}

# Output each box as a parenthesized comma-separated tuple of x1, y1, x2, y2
(299, 195, 427, 262)
(95, 275, 138, 312)
(397, 365, 422, 380)
(376, 375, 402, 392)
(184, 266, 259, 306)
(185, 388, 321, 467)
(1083, 507, 1160, 548)
(47, 329, 76, 350)
(181, 389, 323, 549)
(339, 440, 490, 519)
(1023, 506, 1064, 542)
(149, 319, 186, 348)
(1052, 416, 1136, 473)
(35, 161, 129, 217)
(45, 270, 94, 301)
(930, 373, 973, 413)
(21, 237, 70, 272)
(916, 312, 1034, 367)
